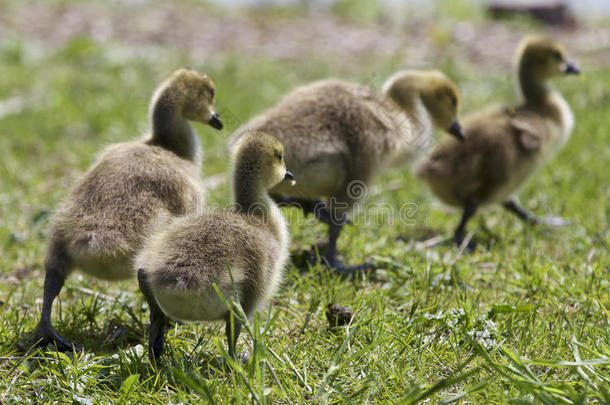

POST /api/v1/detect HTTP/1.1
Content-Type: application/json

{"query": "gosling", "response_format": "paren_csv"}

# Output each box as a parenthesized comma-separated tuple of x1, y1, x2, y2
(230, 71, 463, 273)
(416, 36, 579, 248)
(35, 68, 223, 351)
(136, 131, 293, 362)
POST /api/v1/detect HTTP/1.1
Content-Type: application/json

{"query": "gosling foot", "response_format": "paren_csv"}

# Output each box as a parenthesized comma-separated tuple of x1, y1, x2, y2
(453, 232, 477, 252)
(502, 199, 569, 227)
(324, 257, 374, 276)
(100, 321, 129, 347)
(304, 248, 373, 275)
(34, 321, 82, 352)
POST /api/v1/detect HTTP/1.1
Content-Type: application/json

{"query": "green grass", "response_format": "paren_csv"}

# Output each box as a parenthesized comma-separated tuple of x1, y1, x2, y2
(1, 12, 609, 405)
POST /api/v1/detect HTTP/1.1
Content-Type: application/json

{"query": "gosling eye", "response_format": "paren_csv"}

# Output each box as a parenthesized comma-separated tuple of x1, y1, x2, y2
(276, 153, 283, 162)
(450, 96, 457, 107)
(552, 51, 563, 62)
(210, 89, 215, 97)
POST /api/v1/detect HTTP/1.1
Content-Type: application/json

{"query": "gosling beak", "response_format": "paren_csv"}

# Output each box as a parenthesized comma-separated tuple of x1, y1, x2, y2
(448, 120, 465, 141)
(284, 170, 296, 186)
(563, 61, 581, 75)
(208, 112, 223, 130)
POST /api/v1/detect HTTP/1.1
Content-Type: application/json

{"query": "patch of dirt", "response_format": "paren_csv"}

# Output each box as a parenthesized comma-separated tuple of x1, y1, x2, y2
(326, 303, 354, 327)
(1, 2, 609, 69)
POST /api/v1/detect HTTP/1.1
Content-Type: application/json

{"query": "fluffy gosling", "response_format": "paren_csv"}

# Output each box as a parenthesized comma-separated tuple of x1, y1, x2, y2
(35, 68, 223, 351)
(230, 71, 463, 273)
(136, 131, 293, 362)
(416, 36, 580, 247)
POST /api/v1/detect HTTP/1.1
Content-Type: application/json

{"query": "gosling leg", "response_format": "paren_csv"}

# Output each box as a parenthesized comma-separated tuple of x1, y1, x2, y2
(502, 197, 569, 227)
(273, 196, 368, 273)
(34, 267, 81, 352)
(225, 316, 249, 364)
(502, 198, 535, 222)
(137, 269, 169, 362)
(322, 222, 374, 275)
(454, 201, 477, 249)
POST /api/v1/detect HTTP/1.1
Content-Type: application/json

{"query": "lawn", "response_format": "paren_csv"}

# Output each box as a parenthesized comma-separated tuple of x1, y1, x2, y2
(0, 1, 608, 403)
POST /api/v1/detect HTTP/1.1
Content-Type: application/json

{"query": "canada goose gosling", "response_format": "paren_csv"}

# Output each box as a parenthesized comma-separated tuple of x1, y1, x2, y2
(136, 131, 293, 361)
(415, 36, 579, 248)
(147, 69, 223, 165)
(231, 70, 462, 273)
(34, 68, 223, 351)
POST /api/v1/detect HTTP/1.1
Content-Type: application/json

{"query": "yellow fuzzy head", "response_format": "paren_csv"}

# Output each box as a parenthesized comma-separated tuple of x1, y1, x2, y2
(517, 36, 580, 79)
(384, 70, 463, 140)
(232, 131, 293, 190)
(162, 68, 222, 129)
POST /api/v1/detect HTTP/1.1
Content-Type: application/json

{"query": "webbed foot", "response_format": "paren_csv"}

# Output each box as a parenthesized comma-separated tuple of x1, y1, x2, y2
(34, 320, 82, 352)
(453, 233, 477, 252)
(305, 248, 374, 275)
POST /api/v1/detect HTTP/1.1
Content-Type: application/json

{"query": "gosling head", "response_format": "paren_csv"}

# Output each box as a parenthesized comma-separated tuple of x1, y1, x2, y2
(161, 68, 223, 129)
(383, 70, 464, 141)
(232, 131, 295, 191)
(517, 36, 580, 80)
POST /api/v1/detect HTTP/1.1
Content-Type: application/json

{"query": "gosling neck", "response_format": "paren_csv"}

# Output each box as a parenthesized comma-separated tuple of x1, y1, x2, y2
(149, 90, 201, 165)
(383, 85, 420, 123)
(233, 165, 282, 238)
(518, 62, 550, 105)
(384, 87, 433, 150)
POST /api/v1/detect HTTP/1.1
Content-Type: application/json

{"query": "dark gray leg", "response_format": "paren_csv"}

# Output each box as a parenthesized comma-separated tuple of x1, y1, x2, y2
(321, 222, 374, 275)
(225, 315, 250, 364)
(137, 269, 168, 361)
(454, 201, 477, 248)
(274, 196, 370, 274)
(502, 198, 534, 222)
(502, 197, 569, 227)
(225, 316, 243, 360)
(34, 267, 81, 351)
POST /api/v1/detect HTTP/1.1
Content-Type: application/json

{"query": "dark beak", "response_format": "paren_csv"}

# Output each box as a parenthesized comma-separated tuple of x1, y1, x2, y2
(448, 120, 465, 141)
(208, 112, 223, 130)
(563, 61, 580, 75)
(284, 170, 295, 181)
